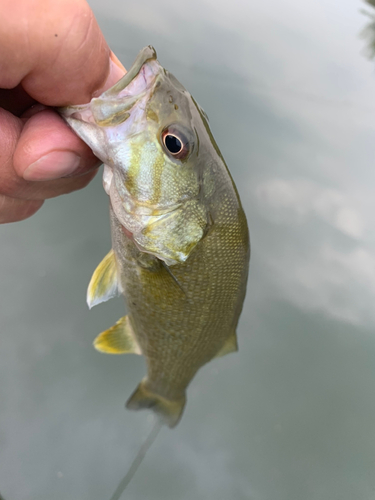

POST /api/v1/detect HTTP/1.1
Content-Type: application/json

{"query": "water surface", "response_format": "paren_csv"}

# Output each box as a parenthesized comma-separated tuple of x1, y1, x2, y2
(1, 1, 375, 499)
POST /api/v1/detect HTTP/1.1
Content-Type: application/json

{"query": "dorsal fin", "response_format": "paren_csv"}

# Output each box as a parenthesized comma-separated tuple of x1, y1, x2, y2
(94, 316, 142, 355)
(87, 249, 119, 309)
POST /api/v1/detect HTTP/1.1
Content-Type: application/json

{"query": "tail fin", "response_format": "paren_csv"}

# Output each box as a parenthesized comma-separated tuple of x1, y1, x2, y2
(126, 379, 186, 428)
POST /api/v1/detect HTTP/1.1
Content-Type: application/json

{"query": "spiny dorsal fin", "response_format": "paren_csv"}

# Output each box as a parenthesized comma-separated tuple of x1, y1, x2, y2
(214, 332, 238, 358)
(126, 379, 186, 428)
(87, 249, 119, 309)
(94, 316, 142, 355)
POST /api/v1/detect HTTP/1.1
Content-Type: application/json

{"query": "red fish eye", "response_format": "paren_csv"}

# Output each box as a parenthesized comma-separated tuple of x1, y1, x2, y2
(161, 127, 191, 160)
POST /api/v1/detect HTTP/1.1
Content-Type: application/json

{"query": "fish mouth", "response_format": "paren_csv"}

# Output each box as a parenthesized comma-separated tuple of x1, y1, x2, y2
(59, 46, 161, 125)
(101, 46, 158, 99)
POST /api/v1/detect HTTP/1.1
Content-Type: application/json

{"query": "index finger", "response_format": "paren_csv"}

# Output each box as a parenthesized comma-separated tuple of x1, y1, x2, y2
(0, 0, 124, 105)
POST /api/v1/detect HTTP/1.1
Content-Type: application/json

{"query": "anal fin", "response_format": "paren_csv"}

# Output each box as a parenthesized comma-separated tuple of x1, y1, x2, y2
(214, 332, 238, 358)
(94, 316, 142, 355)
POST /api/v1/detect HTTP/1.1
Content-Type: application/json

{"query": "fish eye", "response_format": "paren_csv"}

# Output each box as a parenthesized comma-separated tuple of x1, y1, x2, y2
(164, 134, 182, 154)
(161, 125, 192, 160)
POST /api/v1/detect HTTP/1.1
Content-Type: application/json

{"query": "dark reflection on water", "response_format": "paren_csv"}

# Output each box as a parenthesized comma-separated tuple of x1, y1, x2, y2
(361, 0, 375, 59)
(1, 1, 375, 499)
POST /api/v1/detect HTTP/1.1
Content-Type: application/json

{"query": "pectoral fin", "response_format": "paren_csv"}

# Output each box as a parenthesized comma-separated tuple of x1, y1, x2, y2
(87, 249, 119, 309)
(214, 333, 238, 358)
(93, 316, 142, 355)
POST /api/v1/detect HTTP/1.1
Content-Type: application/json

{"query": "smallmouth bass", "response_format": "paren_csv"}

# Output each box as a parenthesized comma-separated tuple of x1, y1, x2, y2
(60, 46, 250, 427)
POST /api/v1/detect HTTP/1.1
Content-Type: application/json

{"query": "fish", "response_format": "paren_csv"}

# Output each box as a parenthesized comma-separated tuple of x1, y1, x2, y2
(59, 46, 250, 428)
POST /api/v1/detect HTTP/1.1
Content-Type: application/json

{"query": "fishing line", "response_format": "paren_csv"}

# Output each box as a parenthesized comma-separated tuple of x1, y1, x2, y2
(109, 418, 163, 500)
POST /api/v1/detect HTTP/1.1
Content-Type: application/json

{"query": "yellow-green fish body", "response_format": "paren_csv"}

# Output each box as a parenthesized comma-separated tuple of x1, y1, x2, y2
(60, 47, 250, 427)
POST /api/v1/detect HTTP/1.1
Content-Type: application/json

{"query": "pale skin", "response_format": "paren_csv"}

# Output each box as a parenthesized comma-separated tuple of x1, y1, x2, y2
(0, 0, 126, 223)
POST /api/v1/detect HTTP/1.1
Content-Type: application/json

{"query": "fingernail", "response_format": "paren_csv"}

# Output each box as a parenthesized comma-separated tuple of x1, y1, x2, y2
(92, 54, 126, 97)
(23, 151, 81, 181)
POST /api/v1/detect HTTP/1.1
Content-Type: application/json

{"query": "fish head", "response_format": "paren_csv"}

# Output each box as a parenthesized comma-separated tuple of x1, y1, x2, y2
(60, 47, 214, 265)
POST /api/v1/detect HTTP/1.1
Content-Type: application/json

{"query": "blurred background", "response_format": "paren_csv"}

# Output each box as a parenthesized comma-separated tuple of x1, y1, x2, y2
(1, 0, 375, 499)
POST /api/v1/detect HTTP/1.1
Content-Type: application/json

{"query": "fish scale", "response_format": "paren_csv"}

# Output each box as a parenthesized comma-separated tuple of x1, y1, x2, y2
(111, 171, 248, 405)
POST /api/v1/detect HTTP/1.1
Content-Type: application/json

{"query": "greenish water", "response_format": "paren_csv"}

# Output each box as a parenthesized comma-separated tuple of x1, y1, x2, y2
(2, 1, 375, 499)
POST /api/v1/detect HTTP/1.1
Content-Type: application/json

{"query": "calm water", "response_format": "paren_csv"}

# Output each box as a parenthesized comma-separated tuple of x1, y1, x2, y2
(1, 1, 375, 499)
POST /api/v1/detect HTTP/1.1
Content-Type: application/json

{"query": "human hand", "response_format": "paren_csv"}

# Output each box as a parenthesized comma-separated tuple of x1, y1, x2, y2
(0, 0, 125, 223)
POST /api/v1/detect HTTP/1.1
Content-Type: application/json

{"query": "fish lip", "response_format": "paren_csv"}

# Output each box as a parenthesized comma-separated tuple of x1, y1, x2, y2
(58, 46, 160, 122)
(101, 46, 158, 98)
